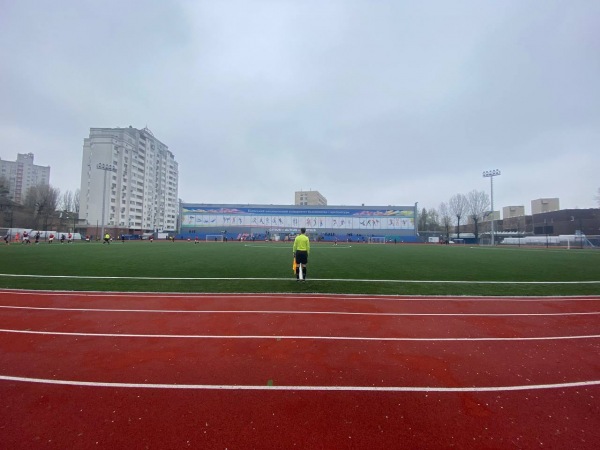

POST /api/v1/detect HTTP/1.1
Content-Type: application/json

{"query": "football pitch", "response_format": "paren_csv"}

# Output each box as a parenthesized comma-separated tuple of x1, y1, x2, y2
(0, 240, 599, 296)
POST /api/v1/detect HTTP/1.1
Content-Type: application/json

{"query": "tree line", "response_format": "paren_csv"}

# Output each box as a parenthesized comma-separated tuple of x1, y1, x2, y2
(418, 190, 491, 242)
(424, 187, 600, 242)
(0, 177, 79, 232)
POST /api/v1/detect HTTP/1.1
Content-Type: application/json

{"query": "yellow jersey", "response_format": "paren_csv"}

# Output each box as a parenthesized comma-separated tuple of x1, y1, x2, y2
(293, 234, 310, 253)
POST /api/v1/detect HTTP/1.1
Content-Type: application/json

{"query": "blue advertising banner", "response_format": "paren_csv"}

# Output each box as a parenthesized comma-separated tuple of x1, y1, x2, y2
(180, 204, 416, 231)
(182, 205, 414, 217)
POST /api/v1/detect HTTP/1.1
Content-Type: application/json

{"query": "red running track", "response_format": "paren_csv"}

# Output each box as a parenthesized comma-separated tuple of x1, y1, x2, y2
(0, 290, 599, 449)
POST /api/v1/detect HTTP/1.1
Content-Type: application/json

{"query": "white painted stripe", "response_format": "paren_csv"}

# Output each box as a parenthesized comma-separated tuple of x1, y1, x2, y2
(1, 374, 599, 392)
(0, 304, 598, 317)
(244, 244, 353, 249)
(1, 328, 599, 341)
(1, 289, 599, 301)
(1, 273, 598, 284)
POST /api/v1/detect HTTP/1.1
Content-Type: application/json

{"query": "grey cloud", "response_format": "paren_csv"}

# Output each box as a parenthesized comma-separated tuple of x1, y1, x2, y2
(1, 0, 598, 212)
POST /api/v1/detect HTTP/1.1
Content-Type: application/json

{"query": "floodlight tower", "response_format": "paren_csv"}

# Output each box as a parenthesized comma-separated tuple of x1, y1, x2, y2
(483, 169, 501, 245)
(97, 163, 117, 239)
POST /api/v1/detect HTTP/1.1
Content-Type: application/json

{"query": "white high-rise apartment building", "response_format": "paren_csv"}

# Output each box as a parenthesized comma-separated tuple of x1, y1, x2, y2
(0, 153, 50, 204)
(80, 127, 179, 233)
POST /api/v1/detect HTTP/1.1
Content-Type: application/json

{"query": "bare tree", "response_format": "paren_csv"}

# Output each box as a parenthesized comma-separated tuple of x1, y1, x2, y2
(449, 193, 468, 240)
(24, 184, 60, 230)
(419, 207, 441, 232)
(57, 189, 81, 231)
(418, 208, 428, 232)
(74, 188, 80, 214)
(595, 187, 600, 207)
(0, 176, 15, 228)
(438, 202, 452, 243)
(0, 176, 9, 197)
(427, 208, 440, 231)
(61, 190, 74, 212)
(467, 190, 490, 242)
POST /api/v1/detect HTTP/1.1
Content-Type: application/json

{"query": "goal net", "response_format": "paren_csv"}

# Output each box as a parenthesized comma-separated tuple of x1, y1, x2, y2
(206, 234, 224, 242)
(367, 236, 386, 244)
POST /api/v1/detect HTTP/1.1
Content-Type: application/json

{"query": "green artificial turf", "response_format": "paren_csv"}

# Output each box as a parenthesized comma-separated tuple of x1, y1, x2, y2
(0, 240, 599, 296)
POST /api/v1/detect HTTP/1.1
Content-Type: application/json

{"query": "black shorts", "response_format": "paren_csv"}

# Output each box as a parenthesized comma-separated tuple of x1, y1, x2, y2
(295, 250, 308, 265)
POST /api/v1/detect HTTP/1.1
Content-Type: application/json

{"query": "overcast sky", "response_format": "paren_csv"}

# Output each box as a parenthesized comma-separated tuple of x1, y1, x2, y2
(1, 0, 598, 214)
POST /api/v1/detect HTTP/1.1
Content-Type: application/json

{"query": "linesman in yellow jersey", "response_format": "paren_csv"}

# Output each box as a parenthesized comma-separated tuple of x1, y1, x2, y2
(293, 227, 310, 281)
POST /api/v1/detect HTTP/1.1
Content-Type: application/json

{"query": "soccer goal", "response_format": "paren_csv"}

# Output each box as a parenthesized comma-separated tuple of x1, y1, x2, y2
(367, 236, 386, 244)
(206, 234, 224, 242)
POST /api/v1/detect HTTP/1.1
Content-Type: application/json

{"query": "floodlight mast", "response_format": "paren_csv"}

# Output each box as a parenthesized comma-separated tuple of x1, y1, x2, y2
(482, 169, 501, 245)
(97, 163, 117, 240)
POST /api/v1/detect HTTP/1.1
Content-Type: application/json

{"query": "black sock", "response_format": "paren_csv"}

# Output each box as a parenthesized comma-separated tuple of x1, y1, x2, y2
(303, 267, 307, 279)
(295, 267, 299, 279)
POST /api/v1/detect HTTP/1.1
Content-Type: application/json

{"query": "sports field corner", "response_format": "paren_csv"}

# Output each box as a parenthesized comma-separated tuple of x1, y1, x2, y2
(0, 242, 599, 448)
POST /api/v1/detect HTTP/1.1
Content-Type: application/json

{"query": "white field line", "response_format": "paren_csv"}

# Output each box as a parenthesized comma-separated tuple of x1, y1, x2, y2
(1, 374, 599, 393)
(243, 245, 296, 249)
(470, 246, 600, 254)
(0, 304, 599, 317)
(1, 289, 599, 302)
(1, 328, 599, 341)
(0, 273, 599, 284)
(244, 244, 353, 249)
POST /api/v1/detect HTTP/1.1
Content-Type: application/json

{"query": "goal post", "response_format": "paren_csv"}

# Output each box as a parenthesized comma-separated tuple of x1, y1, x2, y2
(367, 236, 386, 244)
(206, 234, 224, 242)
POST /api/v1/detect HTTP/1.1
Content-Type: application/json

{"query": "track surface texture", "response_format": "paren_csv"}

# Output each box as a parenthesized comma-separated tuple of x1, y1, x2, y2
(1, 290, 599, 449)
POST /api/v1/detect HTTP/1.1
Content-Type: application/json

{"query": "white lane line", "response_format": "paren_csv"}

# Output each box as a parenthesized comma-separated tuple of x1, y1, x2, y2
(1, 289, 599, 301)
(1, 374, 599, 392)
(1, 305, 598, 317)
(1, 328, 599, 341)
(1, 273, 599, 284)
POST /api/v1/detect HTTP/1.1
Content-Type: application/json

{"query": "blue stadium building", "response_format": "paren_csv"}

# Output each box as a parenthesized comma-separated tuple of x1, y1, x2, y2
(178, 203, 419, 243)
